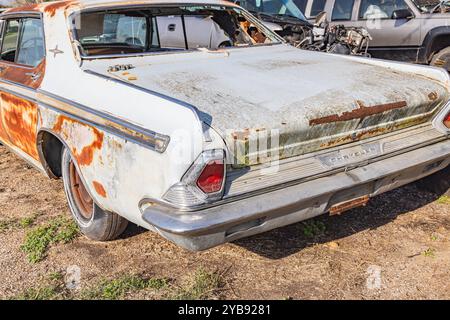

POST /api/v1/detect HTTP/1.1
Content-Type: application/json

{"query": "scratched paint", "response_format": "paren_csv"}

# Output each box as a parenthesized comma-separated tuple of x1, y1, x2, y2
(0, 93, 39, 160)
(53, 115, 104, 166)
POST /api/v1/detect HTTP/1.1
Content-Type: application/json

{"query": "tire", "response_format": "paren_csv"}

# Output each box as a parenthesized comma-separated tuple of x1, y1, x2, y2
(61, 147, 128, 241)
(416, 165, 450, 195)
(431, 46, 450, 72)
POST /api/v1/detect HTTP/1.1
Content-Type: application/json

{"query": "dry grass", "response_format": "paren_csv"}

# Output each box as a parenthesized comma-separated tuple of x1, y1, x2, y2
(0, 146, 449, 299)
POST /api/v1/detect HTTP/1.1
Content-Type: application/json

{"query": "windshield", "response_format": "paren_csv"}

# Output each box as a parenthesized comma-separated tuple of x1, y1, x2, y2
(72, 5, 281, 57)
(411, 0, 450, 12)
(235, 0, 308, 21)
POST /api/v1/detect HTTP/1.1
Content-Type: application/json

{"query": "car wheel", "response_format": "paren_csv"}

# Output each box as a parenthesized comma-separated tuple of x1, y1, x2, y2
(61, 147, 128, 241)
(431, 47, 450, 72)
(416, 165, 450, 195)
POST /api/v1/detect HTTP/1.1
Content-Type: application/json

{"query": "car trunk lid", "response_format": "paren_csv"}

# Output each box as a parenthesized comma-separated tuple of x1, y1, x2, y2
(82, 45, 450, 167)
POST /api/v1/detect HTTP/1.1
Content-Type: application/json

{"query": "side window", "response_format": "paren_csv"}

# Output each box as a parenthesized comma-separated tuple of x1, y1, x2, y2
(16, 18, 45, 67)
(332, 0, 355, 20)
(359, 0, 409, 19)
(310, 0, 327, 17)
(151, 17, 160, 48)
(0, 19, 20, 63)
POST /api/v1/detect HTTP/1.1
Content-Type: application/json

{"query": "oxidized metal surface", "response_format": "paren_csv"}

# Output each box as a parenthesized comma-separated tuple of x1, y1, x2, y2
(84, 45, 450, 166)
(0, 61, 45, 89)
(329, 195, 370, 215)
(53, 115, 104, 166)
(69, 160, 94, 219)
(44, 0, 78, 17)
(309, 100, 408, 126)
(1, 0, 240, 16)
(0, 92, 39, 160)
(92, 180, 107, 198)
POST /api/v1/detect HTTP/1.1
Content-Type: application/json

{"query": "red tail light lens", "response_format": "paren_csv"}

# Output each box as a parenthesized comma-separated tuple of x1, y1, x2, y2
(196, 160, 224, 194)
(444, 112, 450, 128)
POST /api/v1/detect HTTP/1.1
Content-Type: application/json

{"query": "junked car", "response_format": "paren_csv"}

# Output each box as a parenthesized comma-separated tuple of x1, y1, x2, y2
(1, 0, 450, 251)
(234, 0, 372, 55)
(299, 0, 450, 71)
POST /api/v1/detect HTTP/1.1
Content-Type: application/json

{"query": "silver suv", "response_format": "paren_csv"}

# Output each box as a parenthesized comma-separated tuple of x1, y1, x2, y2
(295, 0, 450, 70)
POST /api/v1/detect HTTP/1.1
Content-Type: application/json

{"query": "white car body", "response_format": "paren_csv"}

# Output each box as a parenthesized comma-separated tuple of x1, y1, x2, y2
(0, 0, 450, 250)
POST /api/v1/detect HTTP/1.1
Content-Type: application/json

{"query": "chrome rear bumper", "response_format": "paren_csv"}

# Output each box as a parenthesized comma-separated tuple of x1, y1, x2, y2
(141, 139, 450, 251)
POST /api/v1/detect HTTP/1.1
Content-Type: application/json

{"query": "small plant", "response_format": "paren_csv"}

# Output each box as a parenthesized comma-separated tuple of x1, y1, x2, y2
(430, 234, 439, 241)
(302, 220, 326, 238)
(82, 275, 169, 300)
(19, 213, 40, 228)
(14, 272, 67, 300)
(0, 218, 16, 233)
(422, 247, 436, 258)
(436, 195, 450, 204)
(21, 216, 79, 263)
(147, 278, 169, 290)
(171, 268, 224, 300)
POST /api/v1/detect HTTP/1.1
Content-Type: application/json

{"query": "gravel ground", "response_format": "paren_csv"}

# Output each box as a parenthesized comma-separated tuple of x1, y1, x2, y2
(0, 145, 449, 300)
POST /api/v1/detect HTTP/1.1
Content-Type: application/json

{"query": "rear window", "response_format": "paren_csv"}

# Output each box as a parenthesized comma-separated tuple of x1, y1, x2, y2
(332, 0, 355, 20)
(310, 0, 327, 17)
(72, 5, 281, 57)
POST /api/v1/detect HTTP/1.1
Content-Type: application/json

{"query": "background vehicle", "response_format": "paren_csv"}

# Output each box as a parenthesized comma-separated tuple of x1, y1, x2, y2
(299, 0, 450, 71)
(235, 0, 372, 55)
(297, 11, 372, 55)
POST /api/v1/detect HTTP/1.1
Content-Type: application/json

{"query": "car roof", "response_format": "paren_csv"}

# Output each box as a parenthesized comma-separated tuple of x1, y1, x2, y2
(2, 0, 239, 16)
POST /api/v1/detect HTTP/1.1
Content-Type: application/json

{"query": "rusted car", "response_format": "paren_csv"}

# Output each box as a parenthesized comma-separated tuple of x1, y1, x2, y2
(1, 0, 450, 251)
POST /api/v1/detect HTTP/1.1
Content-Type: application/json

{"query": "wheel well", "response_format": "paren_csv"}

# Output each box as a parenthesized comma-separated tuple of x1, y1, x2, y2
(429, 34, 450, 61)
(37, 131, 64, 178)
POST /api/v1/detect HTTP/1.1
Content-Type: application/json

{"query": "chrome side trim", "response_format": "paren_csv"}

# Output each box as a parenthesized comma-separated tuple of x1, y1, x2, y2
(83, 69, 204, 122)
(38, 89, 170, 152)
(0, 78, 170, 153)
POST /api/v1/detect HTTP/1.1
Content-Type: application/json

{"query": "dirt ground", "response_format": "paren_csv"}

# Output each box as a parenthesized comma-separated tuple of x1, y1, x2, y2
(0, 145, 449, 300)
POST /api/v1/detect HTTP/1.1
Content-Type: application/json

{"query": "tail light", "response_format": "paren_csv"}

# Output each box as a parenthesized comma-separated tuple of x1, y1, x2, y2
(444, 112, 450, 128)
(162, 150, 226, 208)
(196, 160, 224, 193)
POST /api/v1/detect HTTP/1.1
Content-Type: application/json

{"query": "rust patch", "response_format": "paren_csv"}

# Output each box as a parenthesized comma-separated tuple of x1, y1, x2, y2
(0, 93, 39, 160)
(53, 115, 104, 166)
(0, 60, 45, 89)
(92, 181, 107, 198)
(330, 195, 370, 215)
(44, 0, 77, 17)
(232, 128, 251, 141)
(4, 4, 40, 13)
(309, 100, 408, 126)
(320, 127, 387, 148)
(428, 92, 438, 101)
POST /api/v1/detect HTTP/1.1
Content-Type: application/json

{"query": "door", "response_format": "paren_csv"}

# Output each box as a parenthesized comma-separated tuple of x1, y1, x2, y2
(353, 0, 421, 61)
(0, 16, 45, 160)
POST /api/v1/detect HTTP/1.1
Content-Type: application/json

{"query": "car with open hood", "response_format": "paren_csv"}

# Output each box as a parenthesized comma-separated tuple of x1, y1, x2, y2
(299, 0, 450, 71)
(0, 0, 450, 250)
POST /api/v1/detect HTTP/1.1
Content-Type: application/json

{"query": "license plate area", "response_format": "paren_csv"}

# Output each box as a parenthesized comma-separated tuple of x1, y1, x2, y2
(329, 195, 370, 215)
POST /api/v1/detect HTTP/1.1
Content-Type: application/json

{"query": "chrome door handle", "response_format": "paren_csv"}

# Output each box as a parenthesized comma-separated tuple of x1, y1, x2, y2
(25, 72, 41, 82)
